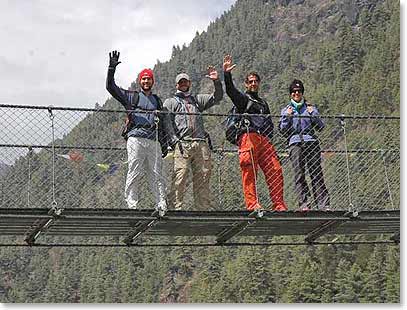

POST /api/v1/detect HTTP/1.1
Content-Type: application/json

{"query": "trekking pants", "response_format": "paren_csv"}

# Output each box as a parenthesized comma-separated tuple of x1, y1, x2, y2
(238, 132, 286, 211)
(169, 140, 212, 210)
(289, 141, 330, 209)
(125, 136, 166, 209)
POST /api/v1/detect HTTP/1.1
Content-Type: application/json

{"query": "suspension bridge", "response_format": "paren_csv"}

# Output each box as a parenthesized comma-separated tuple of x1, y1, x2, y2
(0, 104, 400, 247)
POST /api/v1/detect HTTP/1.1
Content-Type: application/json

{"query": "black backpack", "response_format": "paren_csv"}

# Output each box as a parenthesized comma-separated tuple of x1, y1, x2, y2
(223, 100, 254, 145)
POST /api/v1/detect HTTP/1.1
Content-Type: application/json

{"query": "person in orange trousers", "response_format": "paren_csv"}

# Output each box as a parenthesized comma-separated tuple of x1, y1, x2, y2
(223, 54, 287, 212)
(239, 133, 286, 211)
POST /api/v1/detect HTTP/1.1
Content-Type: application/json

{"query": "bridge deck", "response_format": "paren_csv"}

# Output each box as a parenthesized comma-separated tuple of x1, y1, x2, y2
(0, 208, 400, 246)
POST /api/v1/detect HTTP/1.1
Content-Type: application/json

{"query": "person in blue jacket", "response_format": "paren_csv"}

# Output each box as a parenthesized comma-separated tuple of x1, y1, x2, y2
(106, 50, 173, 215)
(279, 79, 330, 211)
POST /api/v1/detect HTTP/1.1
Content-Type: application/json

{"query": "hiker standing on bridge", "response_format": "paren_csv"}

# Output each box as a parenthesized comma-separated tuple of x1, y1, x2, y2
(106, 50, 172, 214)
(222, 54, 288, 212)
(279, 79, 330, 211)
(163, 69, 223, 210)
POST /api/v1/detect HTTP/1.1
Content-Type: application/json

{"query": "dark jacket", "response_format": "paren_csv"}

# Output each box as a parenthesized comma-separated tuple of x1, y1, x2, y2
(224, 71, 274, 142)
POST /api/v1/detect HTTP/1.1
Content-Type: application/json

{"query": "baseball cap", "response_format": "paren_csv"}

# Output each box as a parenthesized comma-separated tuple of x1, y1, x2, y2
(175, 73, 190, 84)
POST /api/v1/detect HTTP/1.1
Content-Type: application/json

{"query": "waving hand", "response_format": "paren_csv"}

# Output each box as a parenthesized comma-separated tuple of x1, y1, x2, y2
(109, 50, 121, 69)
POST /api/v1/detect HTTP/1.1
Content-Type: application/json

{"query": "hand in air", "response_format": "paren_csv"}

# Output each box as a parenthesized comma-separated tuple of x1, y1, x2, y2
(109, 50, 121, 68)
(205, 65, 219, 80)
(223, 54, 236, 72)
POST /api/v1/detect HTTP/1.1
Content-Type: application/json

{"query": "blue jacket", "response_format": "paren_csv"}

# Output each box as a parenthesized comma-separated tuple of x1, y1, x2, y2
(279, 101, 325, 146)
(106, 67, 161, 140)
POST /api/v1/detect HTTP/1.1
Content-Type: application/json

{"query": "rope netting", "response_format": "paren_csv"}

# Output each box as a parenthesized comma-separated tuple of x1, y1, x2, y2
(0, 104, 400, 213)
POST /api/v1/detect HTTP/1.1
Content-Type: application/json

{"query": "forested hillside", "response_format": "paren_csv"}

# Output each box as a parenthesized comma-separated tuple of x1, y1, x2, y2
(154, 0, 399, 117)
(0, 0, 399, 303)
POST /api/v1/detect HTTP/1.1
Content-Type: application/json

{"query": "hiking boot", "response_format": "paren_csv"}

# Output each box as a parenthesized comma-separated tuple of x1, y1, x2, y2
(320, 206, 331, 211)
(273, 203, 288, 212)
(247, 202, 263, 212)
(156, 201, 168, 217)
(298, 201, 312, 212)
(248, 203, 264, 218)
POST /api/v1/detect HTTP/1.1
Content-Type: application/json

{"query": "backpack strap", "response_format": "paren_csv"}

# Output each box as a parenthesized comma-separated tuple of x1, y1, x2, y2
(173, 94, 202, 111)
(128, 91, 140, 111)
(153, 94, 163, 110)
(129, 92, 162, 112)
(246, 94, 268, 114)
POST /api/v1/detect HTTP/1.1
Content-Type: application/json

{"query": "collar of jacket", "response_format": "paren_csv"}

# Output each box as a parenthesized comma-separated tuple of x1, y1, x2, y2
(246, 90, 259, 98)
(289, 99, 306, 113)
(175, 91, 191, 99)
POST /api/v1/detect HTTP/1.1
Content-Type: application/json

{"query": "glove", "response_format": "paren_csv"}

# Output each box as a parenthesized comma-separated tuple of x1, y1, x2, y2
(161, 146, 169, 158)
(168, 137, 179, 151)
(109, 50, 121, 69)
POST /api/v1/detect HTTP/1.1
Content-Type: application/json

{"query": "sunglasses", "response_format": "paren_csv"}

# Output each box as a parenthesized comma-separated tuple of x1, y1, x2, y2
(291, 89, 303, 94)
(247, 80, 259, 84)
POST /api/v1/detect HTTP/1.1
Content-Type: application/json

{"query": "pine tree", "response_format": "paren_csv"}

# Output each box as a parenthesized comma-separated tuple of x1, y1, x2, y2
(384, 246, 400, 303)
(333, 258, 352, 302)
(360, 246, 386, 303)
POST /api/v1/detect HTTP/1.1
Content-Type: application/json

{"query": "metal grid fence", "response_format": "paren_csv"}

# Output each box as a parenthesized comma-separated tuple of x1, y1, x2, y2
(0, 104, 400, 212)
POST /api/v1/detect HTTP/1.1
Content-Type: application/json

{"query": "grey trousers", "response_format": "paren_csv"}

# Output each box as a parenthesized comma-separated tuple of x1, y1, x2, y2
(125, 136, 166, 209)
(289, 141, 330, 209)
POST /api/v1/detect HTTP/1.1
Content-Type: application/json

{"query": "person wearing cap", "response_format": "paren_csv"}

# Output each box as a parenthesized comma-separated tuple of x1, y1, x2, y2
(279, 79, 330, 211)
(106, 50, 171, 214)
(222, 54, 288, 212)
(163, 67, 223, 210)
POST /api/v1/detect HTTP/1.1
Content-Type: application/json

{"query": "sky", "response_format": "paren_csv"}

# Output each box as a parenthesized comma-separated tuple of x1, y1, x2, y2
(0, 0, 236, 109)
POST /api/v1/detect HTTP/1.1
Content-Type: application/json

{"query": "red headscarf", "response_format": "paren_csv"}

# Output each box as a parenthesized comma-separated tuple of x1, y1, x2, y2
(138, 68, 154, 84)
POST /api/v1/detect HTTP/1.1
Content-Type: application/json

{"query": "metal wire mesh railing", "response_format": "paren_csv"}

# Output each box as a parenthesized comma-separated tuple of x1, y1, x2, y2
(0, 104, 400, 212)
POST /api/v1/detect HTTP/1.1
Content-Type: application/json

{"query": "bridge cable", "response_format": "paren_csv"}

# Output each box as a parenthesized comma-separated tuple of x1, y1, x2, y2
(340, 115, 354, 212)
(47, 107, 57, 210)
(381, 149, 395, 209)
(27, 146, 33, 207)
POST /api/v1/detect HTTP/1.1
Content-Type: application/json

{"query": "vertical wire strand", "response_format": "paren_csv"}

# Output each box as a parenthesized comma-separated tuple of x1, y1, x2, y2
(27, 147, 32, 207)
(380, 149, 395, 210)
(48, 107, 57, 210)
(340, 116, 353, 211)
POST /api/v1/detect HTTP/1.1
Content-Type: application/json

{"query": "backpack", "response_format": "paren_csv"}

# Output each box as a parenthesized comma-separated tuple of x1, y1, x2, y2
(223, 100, 254, 145)
(173, 95, 213, 150)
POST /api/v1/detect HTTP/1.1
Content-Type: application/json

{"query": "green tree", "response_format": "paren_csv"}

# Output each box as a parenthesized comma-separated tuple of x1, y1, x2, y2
(360, 247, 386, 302)
(384, 246, 400, 303)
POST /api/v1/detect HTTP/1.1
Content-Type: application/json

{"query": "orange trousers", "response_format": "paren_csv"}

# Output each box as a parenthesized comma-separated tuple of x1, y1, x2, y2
(238, 132, 287, 211)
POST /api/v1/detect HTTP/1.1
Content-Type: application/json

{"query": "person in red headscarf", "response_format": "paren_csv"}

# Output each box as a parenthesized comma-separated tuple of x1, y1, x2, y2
(106, 50, 175, 215)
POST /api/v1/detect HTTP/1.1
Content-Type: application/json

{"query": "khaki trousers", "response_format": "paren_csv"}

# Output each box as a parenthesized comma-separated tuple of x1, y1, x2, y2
(169, 140, 212, 210)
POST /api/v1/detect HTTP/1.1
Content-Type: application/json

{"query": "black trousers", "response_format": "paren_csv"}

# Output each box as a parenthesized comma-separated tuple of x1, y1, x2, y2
(289, 141, 330, 209)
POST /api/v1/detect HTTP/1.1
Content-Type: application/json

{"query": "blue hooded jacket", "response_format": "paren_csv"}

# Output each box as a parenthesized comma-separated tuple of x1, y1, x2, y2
(279, 100, 325, 146)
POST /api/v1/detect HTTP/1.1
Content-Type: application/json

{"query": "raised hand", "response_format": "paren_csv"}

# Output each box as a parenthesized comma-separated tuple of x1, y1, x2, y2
(306, 102, 314, 114)
(109, 50, 121, 68)
(223, 54, 236, 72)
(205, 65, 219, 80)
(287, 106, 294, 115)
